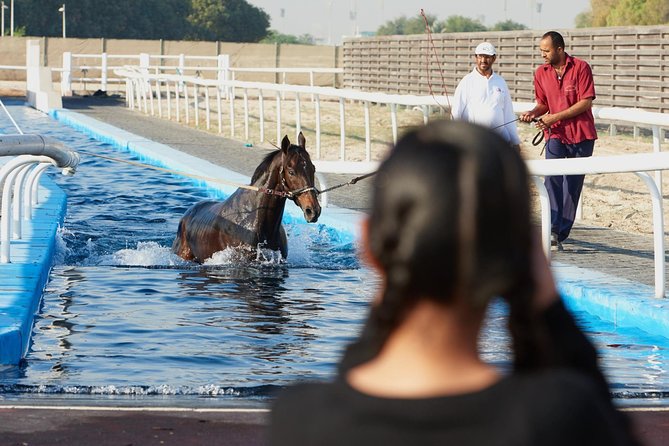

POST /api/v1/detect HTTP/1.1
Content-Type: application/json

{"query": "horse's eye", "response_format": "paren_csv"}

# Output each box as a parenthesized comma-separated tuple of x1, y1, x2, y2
(288, 169, 296, 176)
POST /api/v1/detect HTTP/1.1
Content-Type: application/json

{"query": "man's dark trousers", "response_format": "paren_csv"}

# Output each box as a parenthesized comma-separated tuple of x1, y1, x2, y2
(545, 138, 595, 242)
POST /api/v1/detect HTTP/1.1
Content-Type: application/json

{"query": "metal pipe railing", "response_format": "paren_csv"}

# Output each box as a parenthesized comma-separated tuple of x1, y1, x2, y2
(115, 68, 669, 298)
(0, 135, 79, 263)
(528, 151, 669, 298)
(116, 68, 669, 170)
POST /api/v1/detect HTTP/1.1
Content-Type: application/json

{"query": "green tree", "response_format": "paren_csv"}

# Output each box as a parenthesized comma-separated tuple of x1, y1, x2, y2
(13, 0, 272, 41)
(187, 0, 269, 42)
(575, 10, 594, 27)
(261, 30, 315, 45)
(607, 0, 669, 25)
(376, 14, 437, 35)
(589, 0, 669, 26)
(590, 0, 620, 26)
(490, 20, 527, 31)
(436, 15, 487, 33)
(15, 0, 191, 39)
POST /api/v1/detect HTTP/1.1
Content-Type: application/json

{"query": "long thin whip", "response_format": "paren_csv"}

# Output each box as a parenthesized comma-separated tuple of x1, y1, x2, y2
(420, 9, 452, 116)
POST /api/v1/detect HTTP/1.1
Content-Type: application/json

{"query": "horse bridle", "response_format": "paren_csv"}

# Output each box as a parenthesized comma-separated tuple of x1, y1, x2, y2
(259, 159, 318, 201)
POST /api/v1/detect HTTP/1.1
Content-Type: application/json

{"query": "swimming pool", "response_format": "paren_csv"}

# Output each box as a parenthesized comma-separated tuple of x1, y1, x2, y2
(0, 103, 668, 407)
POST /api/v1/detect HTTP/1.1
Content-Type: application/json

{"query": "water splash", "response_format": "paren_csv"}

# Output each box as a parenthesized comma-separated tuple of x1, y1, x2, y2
(286, 223, 359, 269)
(100, 241, 190, 267)
(56, 223, 358, 269)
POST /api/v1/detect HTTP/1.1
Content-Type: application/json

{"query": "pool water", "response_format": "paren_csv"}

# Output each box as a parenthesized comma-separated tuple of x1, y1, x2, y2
(1, 104, 668, 406)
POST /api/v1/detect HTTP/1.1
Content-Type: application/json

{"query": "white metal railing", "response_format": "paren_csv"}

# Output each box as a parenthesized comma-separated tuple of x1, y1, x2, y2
(116, 67, 452, 164)
(117, 67, 669, 163)
(114, 67, 669, 297)
(0, 134, 80, 263)
(528, 152, 669, 298)
(59, 52, 341, 96)
(0, 65, 27, 70)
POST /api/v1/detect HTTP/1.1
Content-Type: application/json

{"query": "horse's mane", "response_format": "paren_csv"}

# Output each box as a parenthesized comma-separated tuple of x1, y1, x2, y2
(250, 145, 306, 184)
(251, 149, 281, 184)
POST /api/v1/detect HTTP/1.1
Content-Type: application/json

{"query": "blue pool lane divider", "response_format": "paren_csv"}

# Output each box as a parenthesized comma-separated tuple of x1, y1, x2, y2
(0, 175, 66, 364)
(0, 107, 664, 365)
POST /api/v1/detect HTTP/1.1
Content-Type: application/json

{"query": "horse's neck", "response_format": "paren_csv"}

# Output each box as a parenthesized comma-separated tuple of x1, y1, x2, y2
(252, 161, 282, 190)
(249, 160, 287, 236)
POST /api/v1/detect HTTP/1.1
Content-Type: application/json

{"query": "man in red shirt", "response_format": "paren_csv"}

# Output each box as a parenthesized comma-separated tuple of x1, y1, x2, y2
(520, 31, 597, 249)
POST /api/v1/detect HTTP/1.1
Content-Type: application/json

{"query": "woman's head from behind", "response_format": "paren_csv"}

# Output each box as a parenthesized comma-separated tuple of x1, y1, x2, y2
(365, 120, 532, 323)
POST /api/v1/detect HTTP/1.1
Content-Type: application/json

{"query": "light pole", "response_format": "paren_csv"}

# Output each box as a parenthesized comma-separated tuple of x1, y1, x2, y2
(9, 0, 13, 36)
(1, 2, 7, 37)
(58, 4, 66, 38)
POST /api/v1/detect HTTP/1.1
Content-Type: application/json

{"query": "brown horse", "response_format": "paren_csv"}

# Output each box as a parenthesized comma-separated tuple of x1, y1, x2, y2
(172, 133, 321, 263)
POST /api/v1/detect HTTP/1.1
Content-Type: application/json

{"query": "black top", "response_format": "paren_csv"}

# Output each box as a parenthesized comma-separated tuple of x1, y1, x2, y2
(270, 300, 640, 446)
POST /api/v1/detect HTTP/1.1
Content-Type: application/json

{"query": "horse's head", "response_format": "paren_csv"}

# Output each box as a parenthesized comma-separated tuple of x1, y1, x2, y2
(280, 133, 321, 223)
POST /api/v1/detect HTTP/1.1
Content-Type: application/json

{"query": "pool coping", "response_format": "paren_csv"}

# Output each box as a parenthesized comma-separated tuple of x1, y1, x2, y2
(2, 107, 669, 365)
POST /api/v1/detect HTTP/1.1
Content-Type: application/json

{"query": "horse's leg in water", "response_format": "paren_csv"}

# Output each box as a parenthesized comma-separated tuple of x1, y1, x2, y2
(279, 225, 288, 259)
(173, 218, 195, 261)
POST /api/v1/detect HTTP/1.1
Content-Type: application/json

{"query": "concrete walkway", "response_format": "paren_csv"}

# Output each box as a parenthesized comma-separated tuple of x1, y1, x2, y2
(1, 95, 667, 445)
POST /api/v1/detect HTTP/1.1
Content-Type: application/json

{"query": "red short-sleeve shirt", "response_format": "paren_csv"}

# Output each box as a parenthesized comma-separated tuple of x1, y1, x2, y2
(534, 54, 597, 144)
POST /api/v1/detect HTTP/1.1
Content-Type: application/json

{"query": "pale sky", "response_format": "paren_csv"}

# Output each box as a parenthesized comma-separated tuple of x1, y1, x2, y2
(247, 0, 592, 44)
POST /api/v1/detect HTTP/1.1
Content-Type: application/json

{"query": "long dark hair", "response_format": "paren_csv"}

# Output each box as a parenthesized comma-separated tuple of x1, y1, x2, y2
(341, 120, 550, 372)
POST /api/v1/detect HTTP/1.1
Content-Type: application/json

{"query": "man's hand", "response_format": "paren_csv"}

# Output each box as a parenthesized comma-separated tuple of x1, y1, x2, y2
(537, 113, 559, 129)
(519, 104, 549, 123)
(519, 112, 535, 123)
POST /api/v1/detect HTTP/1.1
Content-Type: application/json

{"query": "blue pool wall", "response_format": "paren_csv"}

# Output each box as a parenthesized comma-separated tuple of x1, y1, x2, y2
(2, 107, 669, 364)
(0, 175, 66, 364)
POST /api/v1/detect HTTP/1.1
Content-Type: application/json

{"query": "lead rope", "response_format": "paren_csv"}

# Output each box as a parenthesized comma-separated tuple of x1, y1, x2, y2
(317, 171, 377, 195)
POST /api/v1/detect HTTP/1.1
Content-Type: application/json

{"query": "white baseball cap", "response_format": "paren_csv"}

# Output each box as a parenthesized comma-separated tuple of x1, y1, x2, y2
(475, 42, 496, 56)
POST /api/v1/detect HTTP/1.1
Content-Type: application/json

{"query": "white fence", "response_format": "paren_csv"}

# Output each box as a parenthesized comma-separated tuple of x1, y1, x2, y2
(59, 52, 342, 96)
(529, 153, 669, 298)
(114, 66, 669, 297)
(116, 67, 451, 163)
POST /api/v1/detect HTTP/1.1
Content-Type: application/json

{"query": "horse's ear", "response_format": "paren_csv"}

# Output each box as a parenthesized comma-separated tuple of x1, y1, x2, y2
(298, 132, 306, 148)
(281, 135, 290, 152)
